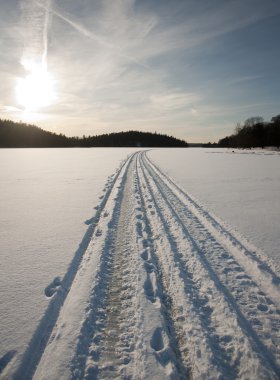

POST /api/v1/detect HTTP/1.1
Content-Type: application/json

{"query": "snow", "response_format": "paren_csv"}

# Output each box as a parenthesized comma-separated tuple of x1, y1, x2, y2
(0, 148, 137, 375)
(0, 148, 280, 379)
(149, 148, 280, 268)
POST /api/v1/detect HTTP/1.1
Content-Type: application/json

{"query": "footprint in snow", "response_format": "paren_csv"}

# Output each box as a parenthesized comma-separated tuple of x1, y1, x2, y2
(141, 249, 149, 261)
(144, 261, 155, 273)
(136, 221, 143, 237)
(150, 327, 173, 368)
(144, 272, 157, 303)
(257, 303, 269, 312)
(151, 327, 164, 352)
(85, 216, 96, 225)
(45, 277, 62, 298)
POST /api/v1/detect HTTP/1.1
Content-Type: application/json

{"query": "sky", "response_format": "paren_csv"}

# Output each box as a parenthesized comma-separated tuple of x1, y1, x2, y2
(0, 0, 280, 143)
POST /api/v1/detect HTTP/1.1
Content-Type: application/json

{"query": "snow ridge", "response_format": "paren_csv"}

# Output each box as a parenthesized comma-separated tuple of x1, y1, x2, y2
(10, 151, 280, 379)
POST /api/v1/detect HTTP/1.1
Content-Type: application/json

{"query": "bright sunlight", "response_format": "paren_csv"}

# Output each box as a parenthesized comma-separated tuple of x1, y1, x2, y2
(16, 60, 55, 112)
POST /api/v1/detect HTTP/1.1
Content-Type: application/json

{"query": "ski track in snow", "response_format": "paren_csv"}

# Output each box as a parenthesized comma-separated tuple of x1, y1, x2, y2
(5, 151, 280, 380)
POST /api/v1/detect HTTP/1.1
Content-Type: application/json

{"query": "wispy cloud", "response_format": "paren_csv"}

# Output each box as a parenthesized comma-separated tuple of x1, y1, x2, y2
(0, 105, 22, 113)
(46, 1, 152, 69)
(150, 92, 200, 111)
(20, 0, 52, 67)
(226, 75, 262, 86)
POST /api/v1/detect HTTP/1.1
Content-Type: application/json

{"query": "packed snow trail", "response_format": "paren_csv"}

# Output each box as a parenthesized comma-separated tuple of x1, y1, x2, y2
(10, 151, 280, 380)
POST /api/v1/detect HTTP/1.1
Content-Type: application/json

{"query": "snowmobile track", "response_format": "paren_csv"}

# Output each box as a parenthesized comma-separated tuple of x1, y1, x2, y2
(12, 151, 280, 380)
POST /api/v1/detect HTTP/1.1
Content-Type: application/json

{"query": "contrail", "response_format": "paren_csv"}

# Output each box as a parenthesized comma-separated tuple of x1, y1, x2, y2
(42, 0, 52, 70)
(41, 3, 149, 69)
(20, 0, 52, 70)
(50, 6, 110, 47)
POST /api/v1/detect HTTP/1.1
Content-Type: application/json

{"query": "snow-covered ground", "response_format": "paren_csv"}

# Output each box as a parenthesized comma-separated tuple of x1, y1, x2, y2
(149, 148, 280, 267)
(0, 148, 137, 377)
(0, 148, 279, 379)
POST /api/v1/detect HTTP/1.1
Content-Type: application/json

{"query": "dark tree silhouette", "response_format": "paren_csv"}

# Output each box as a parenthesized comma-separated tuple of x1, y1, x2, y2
(0, 119, 72, 147)
(244, 116, 264, 128)
(0, 119, 188, 148)
(218, 114, 280, 148)
(271, 115, 280, 123)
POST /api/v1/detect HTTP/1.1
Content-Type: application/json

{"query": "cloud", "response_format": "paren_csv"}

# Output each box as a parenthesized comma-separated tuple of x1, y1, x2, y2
(226, 75, 261, 86)
(150, 92, 200, 111)
(20, 0, 52, 65)
(108, 0, 280, 62)
(34, 0, 278, 141)
(47, 1, 152, 69)
(0, 105, 22, 113)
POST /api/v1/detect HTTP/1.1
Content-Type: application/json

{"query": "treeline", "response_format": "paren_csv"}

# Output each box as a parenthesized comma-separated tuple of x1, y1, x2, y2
(0, 119, 188, 148)
(218, 115, 280, 148)
(79, 130, 188, 147)
(0, 119, 70, 147)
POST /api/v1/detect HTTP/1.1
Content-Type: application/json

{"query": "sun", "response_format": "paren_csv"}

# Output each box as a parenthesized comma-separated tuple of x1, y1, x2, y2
(16, 60, 55, 112)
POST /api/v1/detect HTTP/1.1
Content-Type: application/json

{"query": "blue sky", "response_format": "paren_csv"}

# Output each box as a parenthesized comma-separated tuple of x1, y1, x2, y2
(0, 0, 280, 142)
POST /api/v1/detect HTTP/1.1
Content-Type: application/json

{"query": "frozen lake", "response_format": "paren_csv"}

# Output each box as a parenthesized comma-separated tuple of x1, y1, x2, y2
(0, 148, 136, 365)
(149, 148, 280, 266)
(0, 147, 279, 375)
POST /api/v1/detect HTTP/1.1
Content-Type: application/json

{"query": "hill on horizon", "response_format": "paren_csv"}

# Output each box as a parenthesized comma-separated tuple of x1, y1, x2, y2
(0, 119, 188, 148)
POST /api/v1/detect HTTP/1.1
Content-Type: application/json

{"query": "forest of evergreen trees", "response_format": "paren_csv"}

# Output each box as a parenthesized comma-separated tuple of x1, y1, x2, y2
(78, 130, 188, 147)
(218, 115, 280, 148)
(0, 119, 188, 148)
(2, 115, 279, 149)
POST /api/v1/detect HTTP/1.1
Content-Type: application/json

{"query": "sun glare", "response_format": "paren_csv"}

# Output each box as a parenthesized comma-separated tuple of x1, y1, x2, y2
(16, 60, 55, 112)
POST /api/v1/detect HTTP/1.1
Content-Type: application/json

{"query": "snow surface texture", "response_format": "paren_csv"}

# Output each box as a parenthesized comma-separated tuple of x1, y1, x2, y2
(2, 150, 280, 379)
(149, 148, 280, 267)
(0, 148, 138, 377)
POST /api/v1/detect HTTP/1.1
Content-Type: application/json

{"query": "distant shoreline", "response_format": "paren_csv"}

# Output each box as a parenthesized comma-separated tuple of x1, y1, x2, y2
(0, 119, 188, 148)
